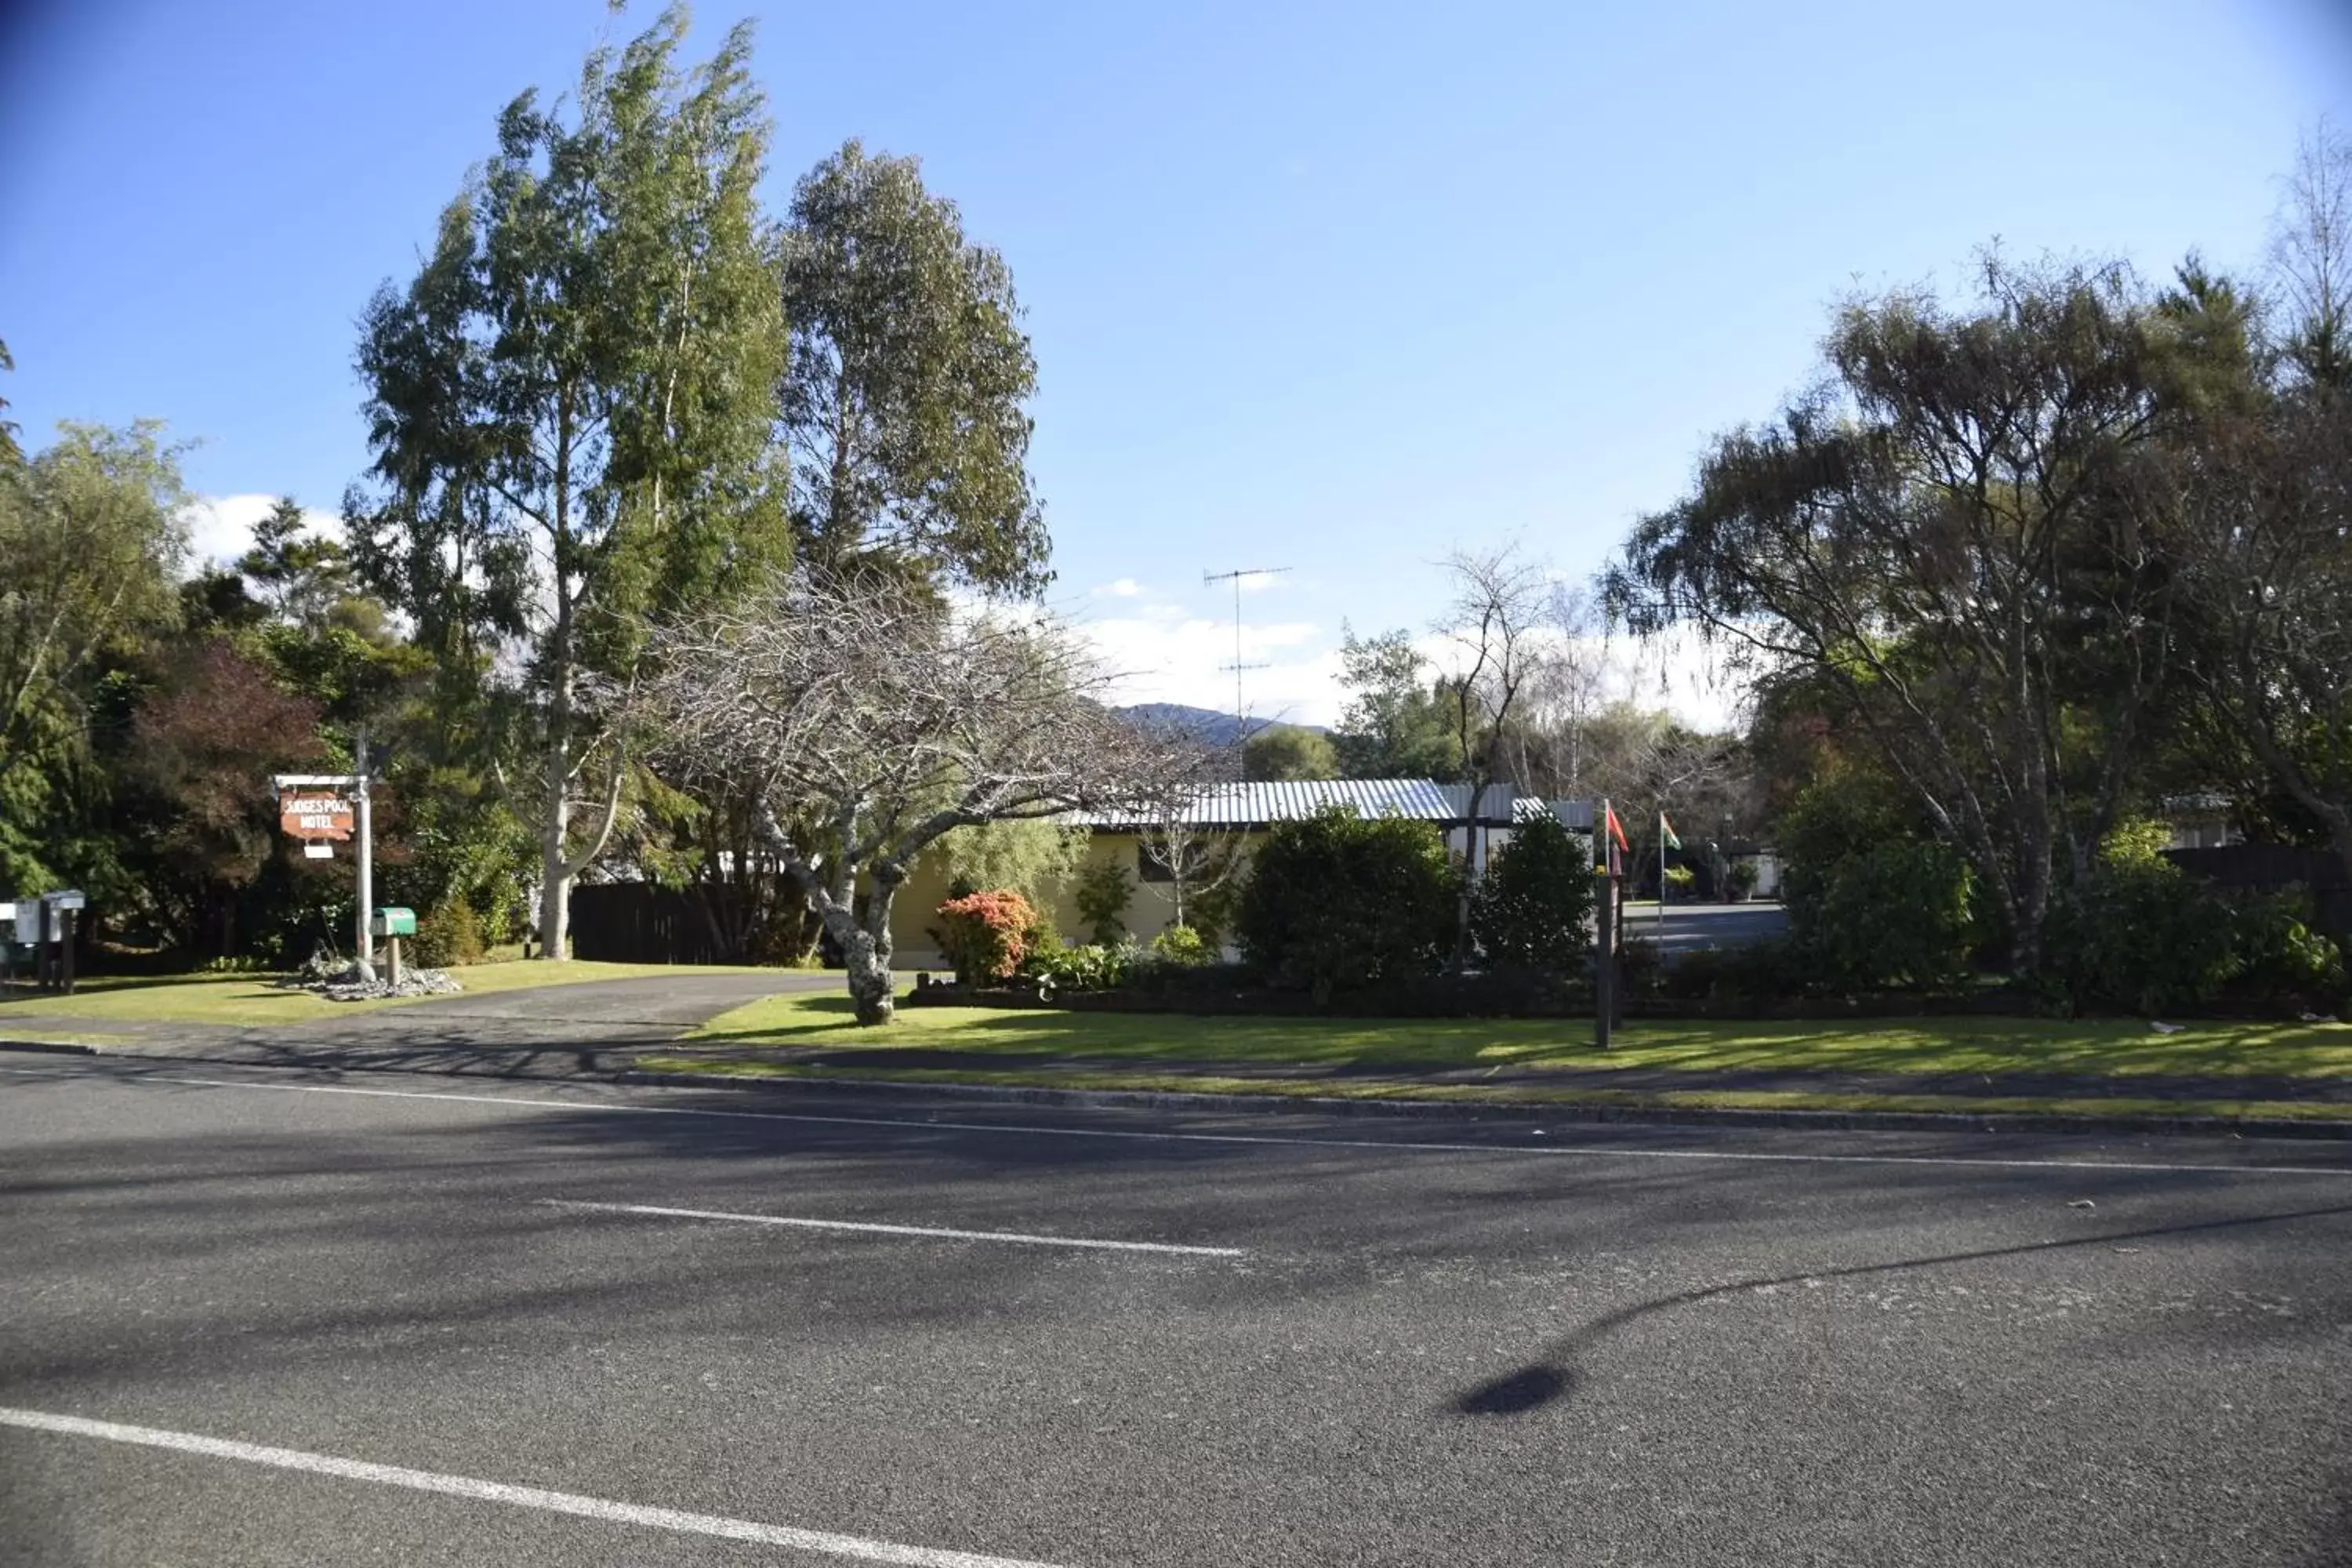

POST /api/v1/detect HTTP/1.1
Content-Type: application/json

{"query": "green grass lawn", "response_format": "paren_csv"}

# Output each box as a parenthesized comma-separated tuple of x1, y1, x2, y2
(654, 991, 2352, 1119)
(0, 960, 764, 1030)
(686, 992, 2352, 1081)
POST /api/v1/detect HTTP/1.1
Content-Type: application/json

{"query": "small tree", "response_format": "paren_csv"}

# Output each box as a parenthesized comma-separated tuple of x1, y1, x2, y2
(632, 570, 1195, 1022)
(1233, 807, 1458, 1004)
(1137, 800, 1244, 938)
(1470, 813, 1596, 978)
(1073, 857, 1133, 946)
(125, 638, 329, 958)
(1330, 626, 1457, 779)
(934, 890, 1039, 985)
(1432, 544, 1563, 968)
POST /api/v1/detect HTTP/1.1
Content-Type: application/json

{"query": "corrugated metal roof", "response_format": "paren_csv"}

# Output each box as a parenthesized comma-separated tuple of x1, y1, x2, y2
(1076, 778, 1485, 829)
(1436, 783, 1524, 826)
(1516, 797, 1595, 829)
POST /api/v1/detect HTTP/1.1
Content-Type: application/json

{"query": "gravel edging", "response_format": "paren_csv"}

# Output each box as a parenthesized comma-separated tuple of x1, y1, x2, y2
(612, 1065, 2352, 1141)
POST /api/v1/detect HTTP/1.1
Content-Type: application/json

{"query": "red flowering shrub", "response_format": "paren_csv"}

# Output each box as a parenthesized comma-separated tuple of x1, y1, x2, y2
(935, 890, 1042, 983)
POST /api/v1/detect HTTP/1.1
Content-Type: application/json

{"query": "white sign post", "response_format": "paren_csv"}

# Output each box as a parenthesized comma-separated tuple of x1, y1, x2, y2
(275, 730, 376, 972)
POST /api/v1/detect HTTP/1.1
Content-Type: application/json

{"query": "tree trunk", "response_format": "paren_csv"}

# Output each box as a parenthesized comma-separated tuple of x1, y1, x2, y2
(844, 864, 904, 1025)
(539, 731, 572, 961)
(842, 928, 894, 1025)
(538, 390, 577, 962)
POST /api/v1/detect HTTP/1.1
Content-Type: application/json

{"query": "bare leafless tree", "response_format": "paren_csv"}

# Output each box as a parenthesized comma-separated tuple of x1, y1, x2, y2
(2273, 120, 2352, 387)
(1493, 581, 1610, 800)
(2168, 141, 2352, 878)
(1432, 543, 1563, 967)
(630, 570, 1200, 1022)
(1136, 804, 1245, 939)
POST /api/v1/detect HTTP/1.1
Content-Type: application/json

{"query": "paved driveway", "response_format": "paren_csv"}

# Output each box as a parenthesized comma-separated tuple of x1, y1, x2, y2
(5, 971, 841, 1080)
(354, 969, 835, 1033)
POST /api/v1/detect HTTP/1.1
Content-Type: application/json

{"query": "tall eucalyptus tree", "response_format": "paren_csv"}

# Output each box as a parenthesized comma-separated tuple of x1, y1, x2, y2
(780, 141, 1051, 596)
(349, 5, 787, 958)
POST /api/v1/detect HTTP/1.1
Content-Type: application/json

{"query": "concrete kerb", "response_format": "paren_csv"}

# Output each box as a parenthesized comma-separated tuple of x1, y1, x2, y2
(7, 1034, 2349, 1142)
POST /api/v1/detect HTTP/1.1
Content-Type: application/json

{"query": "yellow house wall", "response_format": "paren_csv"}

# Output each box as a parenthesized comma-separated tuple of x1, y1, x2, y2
(887, 829, 1266, 969)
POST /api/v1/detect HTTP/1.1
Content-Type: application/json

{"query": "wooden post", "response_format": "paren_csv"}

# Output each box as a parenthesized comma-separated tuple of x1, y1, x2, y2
(356, 730, 374, 976)
(1595, 797, 1616, 1051)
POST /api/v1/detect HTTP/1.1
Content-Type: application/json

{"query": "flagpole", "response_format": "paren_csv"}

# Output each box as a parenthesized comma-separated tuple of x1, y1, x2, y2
(1658, 812, 1666, 932)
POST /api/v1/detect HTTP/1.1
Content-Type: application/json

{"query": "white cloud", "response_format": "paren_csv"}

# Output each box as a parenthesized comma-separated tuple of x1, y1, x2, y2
(1091, 576, 1145, 598)
(1610, 625, 1750, 733)
(1074, 579, 1343, 726)
(1073, 579, 1748, 739)
(1417, 622, 1749, 734)
(177, 492, 342, 575)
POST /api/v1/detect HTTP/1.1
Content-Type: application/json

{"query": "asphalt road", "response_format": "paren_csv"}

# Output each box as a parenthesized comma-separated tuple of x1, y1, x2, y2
(2, 1058, 2349, 1566)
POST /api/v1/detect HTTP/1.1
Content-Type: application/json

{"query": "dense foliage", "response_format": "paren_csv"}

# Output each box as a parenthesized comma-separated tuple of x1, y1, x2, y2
(1776, 774, 1979, 991)
(1233, 807, 1460, 1003)
(0, 7, 1083, 982)
(1024, 937, 1136, 993)
(934, 890, 1043, 984)
(1073, 858, 1133, 946)
(1619, 126, 2352, 991)
(1469, 814, 1596, 978)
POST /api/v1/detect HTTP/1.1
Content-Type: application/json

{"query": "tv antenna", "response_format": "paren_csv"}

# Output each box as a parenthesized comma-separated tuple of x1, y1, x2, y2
(1203, 565, 1290, 745)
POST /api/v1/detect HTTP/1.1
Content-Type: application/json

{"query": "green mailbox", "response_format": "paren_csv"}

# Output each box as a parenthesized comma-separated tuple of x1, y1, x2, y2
(371, 906, 417, 938)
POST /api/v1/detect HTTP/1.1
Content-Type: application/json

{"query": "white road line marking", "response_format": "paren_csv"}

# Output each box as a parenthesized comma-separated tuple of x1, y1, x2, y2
(5, 1060, 2351, 1178)
(0, 1406, 1068, 1568)
(539, 1198, 1243, 1257)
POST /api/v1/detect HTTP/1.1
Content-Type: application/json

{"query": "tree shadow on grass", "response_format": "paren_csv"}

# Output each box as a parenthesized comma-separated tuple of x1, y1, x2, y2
(1452, 1198, 2352, 1418)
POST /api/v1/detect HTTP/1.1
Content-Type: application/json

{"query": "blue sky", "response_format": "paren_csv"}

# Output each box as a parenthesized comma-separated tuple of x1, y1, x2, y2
(5, 0, 2350, 726)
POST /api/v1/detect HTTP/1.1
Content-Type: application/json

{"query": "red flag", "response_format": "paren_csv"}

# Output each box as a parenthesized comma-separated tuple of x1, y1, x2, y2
(1603, 803, 1630, 851)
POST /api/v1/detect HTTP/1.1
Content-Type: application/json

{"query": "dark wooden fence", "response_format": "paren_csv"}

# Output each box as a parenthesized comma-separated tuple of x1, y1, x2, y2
(2165, 845, 2352, 938)
(569, 882, 748, 965)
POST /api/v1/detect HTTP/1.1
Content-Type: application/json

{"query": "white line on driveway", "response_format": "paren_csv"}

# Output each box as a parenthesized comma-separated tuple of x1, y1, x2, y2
(539, 1198, 1244, 1256)
(5, 1061, 2351, 1178)
(0, 1406, 1067, 1567)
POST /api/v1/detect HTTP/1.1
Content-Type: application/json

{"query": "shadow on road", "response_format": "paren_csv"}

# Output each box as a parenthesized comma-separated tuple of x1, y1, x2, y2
(1451, 1199, 2352, 1418)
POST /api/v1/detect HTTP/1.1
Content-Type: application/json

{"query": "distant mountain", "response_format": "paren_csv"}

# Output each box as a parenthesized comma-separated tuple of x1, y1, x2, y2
(1115, 704, 1327, 748)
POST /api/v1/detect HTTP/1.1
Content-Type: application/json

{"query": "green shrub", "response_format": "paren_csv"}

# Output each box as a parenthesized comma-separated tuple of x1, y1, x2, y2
(1073, 858, 1133, 946)
(2225, 889, 2345, 1007)
(2046, 856, 2234, 1014)
(1663, 864, 1697, 899)
(1029, 939, 1136, 993)
(1657, 935, 1817, 1001)
(1778, 776, 1976, 989)
(1151, 924, 1210, 965)
(1726, 859, 1760, 902)
(1185, 877, 1240, 952)
(409, 899, 485, 968)
(1233, 807, 1460, 1004)
(935, 890, 1041, 984)
(1470, 815, 1596, 978)
(1616, 934, 1666, 998)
